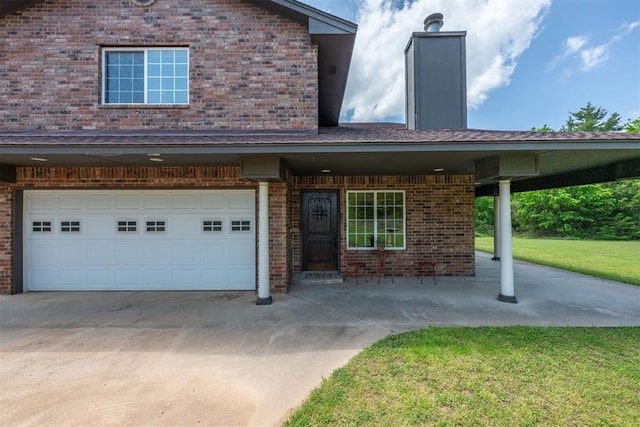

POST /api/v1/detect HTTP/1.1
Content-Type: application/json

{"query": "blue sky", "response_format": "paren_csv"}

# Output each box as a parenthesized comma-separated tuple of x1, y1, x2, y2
(303, 0, 640, 131)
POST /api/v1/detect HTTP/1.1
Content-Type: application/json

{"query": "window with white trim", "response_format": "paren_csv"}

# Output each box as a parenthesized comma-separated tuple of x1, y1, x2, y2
(102, 48, 189, 105)
(347, 191, 405, 249)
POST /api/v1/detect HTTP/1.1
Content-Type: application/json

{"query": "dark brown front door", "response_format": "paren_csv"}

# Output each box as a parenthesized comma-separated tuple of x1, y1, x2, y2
(302, 191, 339, 271)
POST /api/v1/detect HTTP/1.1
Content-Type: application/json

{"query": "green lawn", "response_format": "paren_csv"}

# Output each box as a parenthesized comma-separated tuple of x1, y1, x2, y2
(476, 237, 640, 286)
(286, 327, 640, 426)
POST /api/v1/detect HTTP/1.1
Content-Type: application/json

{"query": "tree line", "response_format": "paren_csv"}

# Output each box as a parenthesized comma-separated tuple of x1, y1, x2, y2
(475, 103, 640, 240)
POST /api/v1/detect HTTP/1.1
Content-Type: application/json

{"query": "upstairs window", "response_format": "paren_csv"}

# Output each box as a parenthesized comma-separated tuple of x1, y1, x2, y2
(102, 48, 189, 105)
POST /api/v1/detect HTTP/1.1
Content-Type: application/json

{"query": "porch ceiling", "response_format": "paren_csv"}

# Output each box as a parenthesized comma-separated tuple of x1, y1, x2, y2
(1, 144, 638, 192)
(1, 124, 638, 190)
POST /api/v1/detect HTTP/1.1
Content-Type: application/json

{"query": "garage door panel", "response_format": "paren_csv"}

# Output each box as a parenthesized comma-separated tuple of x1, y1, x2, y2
(172, 269, 197, 285)
(200, 243, 229, 263)
(200, 269, 225, 285)
(87, 194, 113, 210)
(144, 193, 169, 209)
(116, 244, 145, 264)
(171, 242, 199, 263)
(28, 241, 54, 265)
(57, 194, 85, 210)
(86, 270, 113, 288)
(228, 269, 254, 288)
(85, 218, 113, 236)
(173, 194, 198, 209)
(26, 190, 256, 291)
(58, 269, 83, 287)
(115, 269, 140, 288)
(200, 194, 227, 209)
(115, 194, 141, 209)
(228, 241, 254, 259)
(143, 244, 171, 263)
(172, 219, 199, 235)
(58, 243, 85, 264)
(229, 193, 253, 209)
(143, 269, 171, 287)
(29, 269, 56, 289)
(29, 193, 57, 210)
(86, 243, 115, 264)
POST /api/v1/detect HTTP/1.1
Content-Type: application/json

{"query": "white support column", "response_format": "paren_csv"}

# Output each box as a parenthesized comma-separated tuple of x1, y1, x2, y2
(498, 179, 517, 303)
(256, 182, 272, 305)
(492, 195, 501, 261)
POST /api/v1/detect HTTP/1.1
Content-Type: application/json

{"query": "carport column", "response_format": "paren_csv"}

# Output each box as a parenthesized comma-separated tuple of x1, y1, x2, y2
(256, 182, 272, 305)
(492, 195, 501, 260)
(498, 179, 517, 303)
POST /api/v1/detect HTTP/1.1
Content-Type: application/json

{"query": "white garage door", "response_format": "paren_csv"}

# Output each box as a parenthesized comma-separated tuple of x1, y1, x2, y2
(24, 190, 256, 291)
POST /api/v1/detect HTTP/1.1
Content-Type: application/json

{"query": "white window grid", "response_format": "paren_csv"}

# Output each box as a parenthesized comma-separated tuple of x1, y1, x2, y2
(346, 190, 406, 250)
(102, 47, 189, 105)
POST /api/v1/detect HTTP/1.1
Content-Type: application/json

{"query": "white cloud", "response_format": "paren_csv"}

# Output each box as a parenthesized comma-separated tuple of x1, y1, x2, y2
(341, 0, 551, 122)
(580, 45, 608, 71)
(621, 20, 640, 34)
(553, 19, 639, 77)
(565, 36, 588, 54)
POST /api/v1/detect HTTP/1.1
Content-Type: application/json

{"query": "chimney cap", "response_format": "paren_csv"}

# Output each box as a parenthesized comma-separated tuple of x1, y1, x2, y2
(424, 13, 444, 32)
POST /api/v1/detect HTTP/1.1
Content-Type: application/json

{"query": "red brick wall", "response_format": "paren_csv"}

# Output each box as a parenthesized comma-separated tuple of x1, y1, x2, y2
(292, 175, 476, 278)
(268, 182, 289, 293)
(0, 186, 12, 294)
(0, 166, 296, 294)
(0, 0, 318, 130)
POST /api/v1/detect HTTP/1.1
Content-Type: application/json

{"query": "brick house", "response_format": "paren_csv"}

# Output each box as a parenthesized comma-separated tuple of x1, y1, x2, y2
(1, 1, 639, 303)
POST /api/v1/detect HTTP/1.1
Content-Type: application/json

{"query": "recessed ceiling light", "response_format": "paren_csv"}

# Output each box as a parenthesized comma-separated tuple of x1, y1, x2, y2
(321, 169, 331, 173)
(149, 157, 163, 162)
(434, 168, 444, 172)
(30, 157, 48, 162)
(147, 153, 161, 157)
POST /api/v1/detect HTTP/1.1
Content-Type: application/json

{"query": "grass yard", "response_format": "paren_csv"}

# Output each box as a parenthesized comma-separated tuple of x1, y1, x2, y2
(476, 237, 640, 286)
(286, 327, 640, 426)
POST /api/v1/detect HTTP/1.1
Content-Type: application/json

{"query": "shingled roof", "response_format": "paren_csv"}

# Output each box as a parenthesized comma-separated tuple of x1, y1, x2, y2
(1, 123, 639, 146)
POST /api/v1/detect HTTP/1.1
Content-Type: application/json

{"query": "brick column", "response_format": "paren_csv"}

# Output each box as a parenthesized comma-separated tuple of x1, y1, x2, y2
(0, 186, 13, 294)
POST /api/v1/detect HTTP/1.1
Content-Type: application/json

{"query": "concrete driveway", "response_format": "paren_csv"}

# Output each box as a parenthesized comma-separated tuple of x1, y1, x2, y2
(2, 252, 640, 426)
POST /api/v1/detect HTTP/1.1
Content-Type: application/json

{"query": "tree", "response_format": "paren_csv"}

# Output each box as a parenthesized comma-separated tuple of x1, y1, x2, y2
(530, 124, 553, 132)
(512, 186, 616, 238)
(476, 103, 640, 240)
(624, 118, 640, 133)
(561, 102, 623, 132)
(474, 196, 494, 236)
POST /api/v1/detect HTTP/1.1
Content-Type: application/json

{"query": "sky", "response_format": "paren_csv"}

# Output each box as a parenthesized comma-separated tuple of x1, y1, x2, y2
(302, 0, 640, 131)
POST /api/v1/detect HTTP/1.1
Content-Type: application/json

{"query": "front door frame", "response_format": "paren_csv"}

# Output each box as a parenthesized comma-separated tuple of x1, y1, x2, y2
(301, 190, 340, 272)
